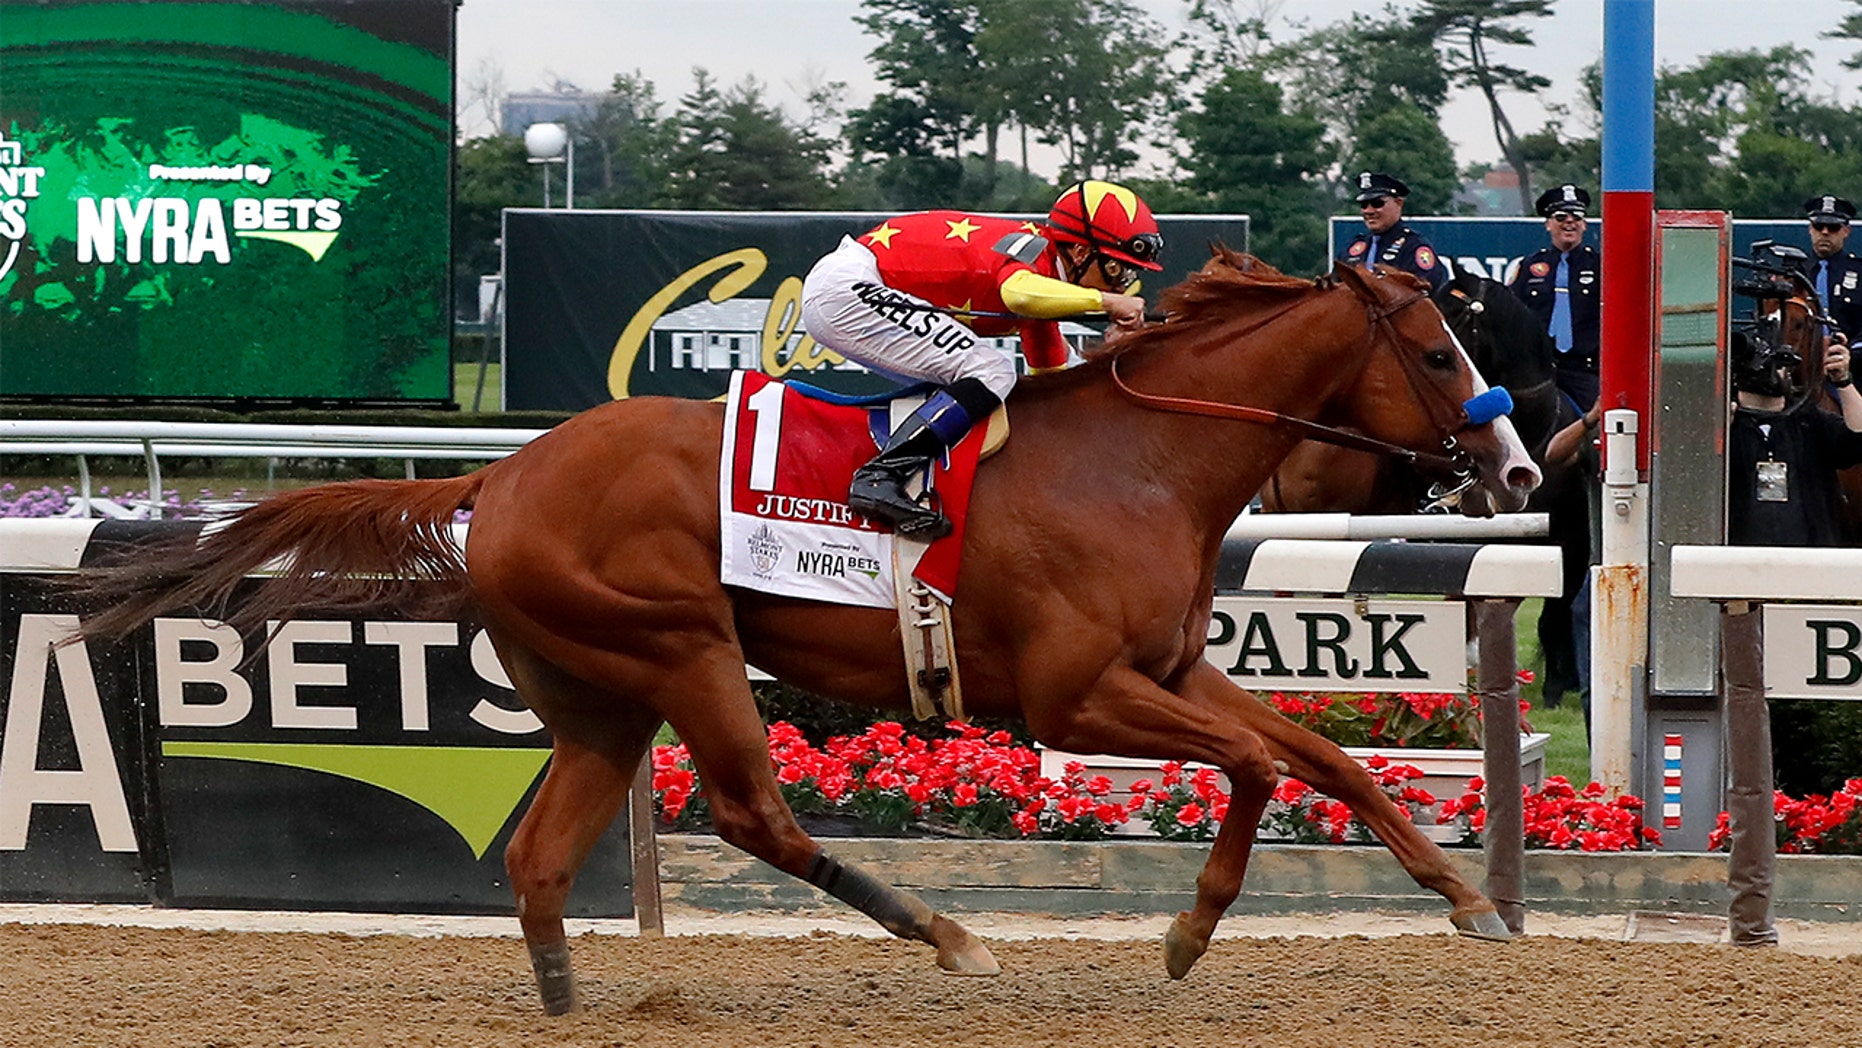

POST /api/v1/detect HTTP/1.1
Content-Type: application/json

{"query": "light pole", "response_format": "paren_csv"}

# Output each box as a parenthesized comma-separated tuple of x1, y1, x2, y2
(523, 122, 574, 208)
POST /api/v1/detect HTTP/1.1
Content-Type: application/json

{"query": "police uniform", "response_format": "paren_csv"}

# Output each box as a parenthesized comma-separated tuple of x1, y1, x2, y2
(1338, 171, 1448, 293)
(1793, 194, 1862, 341)
(1509, 184, 1601, 411)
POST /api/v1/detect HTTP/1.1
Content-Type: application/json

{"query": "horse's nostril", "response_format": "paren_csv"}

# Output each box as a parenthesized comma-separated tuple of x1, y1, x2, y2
(1507, 465, 1541, 492)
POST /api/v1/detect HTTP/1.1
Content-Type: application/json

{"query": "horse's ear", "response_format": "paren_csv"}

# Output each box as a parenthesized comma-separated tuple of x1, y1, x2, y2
(1331, 259, 1374, 296)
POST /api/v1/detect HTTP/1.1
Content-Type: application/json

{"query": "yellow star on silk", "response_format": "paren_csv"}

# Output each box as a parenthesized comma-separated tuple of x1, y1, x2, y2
(944, 217, 981, 242)
(865, 222, 902, 248)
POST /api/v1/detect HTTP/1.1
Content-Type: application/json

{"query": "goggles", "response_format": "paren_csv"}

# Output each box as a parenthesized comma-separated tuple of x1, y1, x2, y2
(1549, 210, 1586, 223)
(1359, 197, 1391, 210)
(1812, 221, 1849, 234)
(1118, 231, 1164, 266)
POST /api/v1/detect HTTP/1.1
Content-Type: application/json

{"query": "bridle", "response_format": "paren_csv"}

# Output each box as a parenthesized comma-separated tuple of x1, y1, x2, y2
(1109, 280, 1490, 479)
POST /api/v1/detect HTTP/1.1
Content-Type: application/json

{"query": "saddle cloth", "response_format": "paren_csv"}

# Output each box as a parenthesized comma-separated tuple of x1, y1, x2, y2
(718, 370, 981, 607)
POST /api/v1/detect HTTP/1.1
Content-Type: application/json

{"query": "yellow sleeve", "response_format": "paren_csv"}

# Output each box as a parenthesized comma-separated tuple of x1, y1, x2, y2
(999, 269, 1105, 318)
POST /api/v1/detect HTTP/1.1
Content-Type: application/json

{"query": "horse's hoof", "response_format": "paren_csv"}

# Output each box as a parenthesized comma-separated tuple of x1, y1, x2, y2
(1452, 907, 1514, 942)
(932, 920, 1001, 976)
(1163, 913, 1209, 979)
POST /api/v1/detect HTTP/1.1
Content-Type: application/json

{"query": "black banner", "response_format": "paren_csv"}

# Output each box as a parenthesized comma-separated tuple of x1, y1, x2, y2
(0, 547, 633, 915)
(502, 209, 1251, 411)
(0, 576, 156, 902)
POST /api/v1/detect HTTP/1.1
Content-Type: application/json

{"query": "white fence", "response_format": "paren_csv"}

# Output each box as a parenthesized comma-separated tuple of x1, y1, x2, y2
(0, 419, 549, 518)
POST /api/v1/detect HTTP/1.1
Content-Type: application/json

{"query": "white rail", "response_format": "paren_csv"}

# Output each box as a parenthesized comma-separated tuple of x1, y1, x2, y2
(1226, 511, 1550, 541)
(0, 419, 549, 518)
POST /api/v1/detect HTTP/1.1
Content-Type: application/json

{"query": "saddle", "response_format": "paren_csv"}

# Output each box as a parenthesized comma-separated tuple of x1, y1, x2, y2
(718, 372, 1010, 722)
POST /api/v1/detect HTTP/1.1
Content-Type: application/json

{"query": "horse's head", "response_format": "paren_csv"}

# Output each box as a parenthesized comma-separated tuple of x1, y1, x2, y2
(1332, 263, 1541, 515)
(1432, 270, 1555, 391)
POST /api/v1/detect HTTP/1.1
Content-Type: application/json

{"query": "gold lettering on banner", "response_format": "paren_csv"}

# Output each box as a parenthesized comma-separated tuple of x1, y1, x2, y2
(608, 248, 767, 398)
(760, 276, 846, 377)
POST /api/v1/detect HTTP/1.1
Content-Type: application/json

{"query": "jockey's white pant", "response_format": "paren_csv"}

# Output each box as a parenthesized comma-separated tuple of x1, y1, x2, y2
(800, 236, 1018, 401)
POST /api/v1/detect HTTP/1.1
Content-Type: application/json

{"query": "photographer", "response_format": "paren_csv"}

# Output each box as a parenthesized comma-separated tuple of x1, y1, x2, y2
(1727, 329, 1862, 547)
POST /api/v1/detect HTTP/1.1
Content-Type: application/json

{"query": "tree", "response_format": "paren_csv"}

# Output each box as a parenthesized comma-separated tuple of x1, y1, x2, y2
(977, 0, 1172, 181)
(1177, 67, 1331, 271)
(661, 70, 836, 210)
(1403, 0, 1554, 214)
(851, 0, 1000, 200)
(1828, 0, 1862, 70)
(1515, 47, 1862, 216)
(577, 72, 677, 208)
(1258, 12, 1453, 201)
(1352, 103, 1459, 215)
(453, 134, 538, 313)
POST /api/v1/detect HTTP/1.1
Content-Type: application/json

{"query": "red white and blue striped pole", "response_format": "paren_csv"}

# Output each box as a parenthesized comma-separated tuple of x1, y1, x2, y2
(1593, 0, 1655, 790)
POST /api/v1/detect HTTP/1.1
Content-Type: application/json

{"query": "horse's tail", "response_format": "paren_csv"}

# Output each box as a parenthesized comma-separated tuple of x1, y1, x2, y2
(69, 470, 489, 643)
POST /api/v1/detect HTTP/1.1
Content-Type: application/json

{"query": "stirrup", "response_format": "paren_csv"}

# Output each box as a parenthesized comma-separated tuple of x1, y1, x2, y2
(849, 489, 953, 540)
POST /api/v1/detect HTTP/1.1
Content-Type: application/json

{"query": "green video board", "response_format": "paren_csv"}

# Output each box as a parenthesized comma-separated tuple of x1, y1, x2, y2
(0, 0, 454, 403)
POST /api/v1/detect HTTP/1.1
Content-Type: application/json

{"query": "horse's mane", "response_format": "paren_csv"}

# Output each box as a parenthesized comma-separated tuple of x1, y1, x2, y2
(1155, 245, 1315, 321)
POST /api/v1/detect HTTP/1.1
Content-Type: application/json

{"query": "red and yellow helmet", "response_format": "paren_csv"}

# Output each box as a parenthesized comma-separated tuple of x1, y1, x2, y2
(1046, 180, 1164, 271)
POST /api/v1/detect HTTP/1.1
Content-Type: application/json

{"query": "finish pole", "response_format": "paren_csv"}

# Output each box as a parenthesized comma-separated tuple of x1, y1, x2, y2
(1593, 0, 1656, 790)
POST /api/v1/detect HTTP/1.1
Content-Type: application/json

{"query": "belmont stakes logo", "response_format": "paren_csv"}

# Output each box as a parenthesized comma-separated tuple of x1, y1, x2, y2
(0, 132, 45, 281)
(747, 523, 784, 578)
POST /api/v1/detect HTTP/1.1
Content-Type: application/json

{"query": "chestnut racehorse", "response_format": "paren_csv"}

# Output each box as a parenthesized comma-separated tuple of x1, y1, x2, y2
(72, 252, 1540, 1014)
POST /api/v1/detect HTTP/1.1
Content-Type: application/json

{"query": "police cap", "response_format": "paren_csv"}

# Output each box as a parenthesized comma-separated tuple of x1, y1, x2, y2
(1354, 171, 1409, 203)
(1535, 184, 1591, 218)
(1804, 195, 1857, 223)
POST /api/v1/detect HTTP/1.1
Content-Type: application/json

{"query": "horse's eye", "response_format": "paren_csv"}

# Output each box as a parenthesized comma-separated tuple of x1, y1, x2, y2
(1424, 349, 1456, 371)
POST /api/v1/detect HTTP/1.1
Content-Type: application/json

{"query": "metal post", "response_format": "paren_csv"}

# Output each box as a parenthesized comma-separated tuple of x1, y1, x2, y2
(1594, 410, 1646, 788)
(142, 438, 163, 519)
(1721, 600, 1777, 946)
(628, 753, 664, 938)
(1475, 599, 1525, 935)
(76, 454, 93, 517)
(565, 137, 575, 209)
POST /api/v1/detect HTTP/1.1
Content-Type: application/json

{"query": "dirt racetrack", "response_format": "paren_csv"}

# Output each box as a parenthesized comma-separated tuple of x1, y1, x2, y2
(4, 910, 1861, 1048)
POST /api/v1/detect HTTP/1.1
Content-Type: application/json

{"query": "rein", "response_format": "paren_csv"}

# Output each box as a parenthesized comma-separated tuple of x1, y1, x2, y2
(1109, 283, 1472, 476)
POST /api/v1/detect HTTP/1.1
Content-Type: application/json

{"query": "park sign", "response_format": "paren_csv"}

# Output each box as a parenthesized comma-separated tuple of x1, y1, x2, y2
(0, 0, 454, 404)
(1206, 597, 1466, 694)
(501, 209, 1251, 411)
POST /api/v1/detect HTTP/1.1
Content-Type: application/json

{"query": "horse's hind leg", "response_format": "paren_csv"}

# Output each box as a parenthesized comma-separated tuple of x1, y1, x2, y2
(669, 653, 999, 976)
(495, 642, 665, 1015)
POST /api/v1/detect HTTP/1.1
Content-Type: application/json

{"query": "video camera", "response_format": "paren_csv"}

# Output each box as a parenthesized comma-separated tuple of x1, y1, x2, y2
(1730, 241, 1827, 398)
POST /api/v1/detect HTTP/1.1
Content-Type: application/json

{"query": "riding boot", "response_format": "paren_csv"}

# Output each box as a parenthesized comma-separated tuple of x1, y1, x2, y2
(849, 379, 999, 539)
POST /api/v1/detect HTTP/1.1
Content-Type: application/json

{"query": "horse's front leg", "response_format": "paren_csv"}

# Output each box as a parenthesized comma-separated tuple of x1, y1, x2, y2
(1031, 661, 1281, 979)
(1223, 672, 1512, 941)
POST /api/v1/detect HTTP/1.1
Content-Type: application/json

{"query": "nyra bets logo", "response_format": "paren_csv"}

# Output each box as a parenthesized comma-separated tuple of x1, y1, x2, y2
(0, 132, 45, 281)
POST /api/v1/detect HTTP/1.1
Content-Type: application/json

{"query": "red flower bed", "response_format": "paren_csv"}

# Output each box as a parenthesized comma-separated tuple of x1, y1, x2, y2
(650, 721, 1658, 851)
(1707, 778, 1862, 854)
(1439, 775, 1662, 851)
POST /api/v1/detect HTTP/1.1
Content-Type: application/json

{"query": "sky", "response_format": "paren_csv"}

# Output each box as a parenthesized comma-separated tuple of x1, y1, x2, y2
(455, 0, 1862, 173)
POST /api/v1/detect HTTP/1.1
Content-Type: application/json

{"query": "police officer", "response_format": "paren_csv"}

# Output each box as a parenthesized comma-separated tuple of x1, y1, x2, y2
(1338, 171, 1448, 293)
(1509, 183, 1601, 411)
(1795, 194, 1862, 341)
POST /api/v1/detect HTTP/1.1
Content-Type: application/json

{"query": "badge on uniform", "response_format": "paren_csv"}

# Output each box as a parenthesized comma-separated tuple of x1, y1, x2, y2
(1530, 261, 1550, 277)
(1756, 459, 1789, 502)
(1415, 246, 1436, 269)
(1348, 242, 1366, 256)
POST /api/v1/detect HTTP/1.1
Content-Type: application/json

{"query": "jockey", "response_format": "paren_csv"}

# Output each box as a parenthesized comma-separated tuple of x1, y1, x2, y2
(800, 180, 1159, 538)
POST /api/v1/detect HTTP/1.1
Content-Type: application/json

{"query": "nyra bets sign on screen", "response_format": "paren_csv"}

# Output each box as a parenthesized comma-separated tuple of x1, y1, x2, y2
(0, 0, 454, 402)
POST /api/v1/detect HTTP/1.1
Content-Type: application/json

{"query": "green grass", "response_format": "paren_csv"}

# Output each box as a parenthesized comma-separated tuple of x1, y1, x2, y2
(1514, 597, 1593, 785)
(453, 362, 500, 412)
